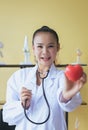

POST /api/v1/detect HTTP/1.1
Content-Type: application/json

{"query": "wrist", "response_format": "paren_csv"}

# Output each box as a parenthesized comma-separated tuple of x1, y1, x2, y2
(21, 101, 30, 109)
(59, 91, 71, 103)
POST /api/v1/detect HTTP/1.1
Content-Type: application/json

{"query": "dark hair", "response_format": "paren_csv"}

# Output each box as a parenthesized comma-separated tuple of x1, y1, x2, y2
(32, 26, 59, 45)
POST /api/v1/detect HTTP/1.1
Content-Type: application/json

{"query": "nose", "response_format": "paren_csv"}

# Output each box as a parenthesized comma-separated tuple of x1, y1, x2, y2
(42, 47, 48, 54)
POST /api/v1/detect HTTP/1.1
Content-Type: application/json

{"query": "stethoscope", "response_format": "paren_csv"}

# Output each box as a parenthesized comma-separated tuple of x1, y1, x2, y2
(24, 69, 50, 125)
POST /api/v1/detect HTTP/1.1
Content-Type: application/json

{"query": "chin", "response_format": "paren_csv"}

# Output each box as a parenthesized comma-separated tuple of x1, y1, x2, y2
(42, 62, 52, 67)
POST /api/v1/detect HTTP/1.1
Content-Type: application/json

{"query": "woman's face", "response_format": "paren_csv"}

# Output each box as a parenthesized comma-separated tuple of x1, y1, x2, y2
(33, 32, 60, 69)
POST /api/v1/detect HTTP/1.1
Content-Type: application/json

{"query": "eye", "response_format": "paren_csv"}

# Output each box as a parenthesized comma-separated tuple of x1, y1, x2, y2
(48, 45, 54, 48)
(37, 45, 43, 48)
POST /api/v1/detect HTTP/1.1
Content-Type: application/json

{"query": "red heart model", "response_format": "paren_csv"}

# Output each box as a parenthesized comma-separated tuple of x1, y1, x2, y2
(65, 64, 83, 82)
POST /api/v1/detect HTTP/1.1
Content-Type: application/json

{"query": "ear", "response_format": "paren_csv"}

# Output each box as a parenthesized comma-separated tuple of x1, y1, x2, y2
(32, 45, 34, 50)
(32, 45, 36, 56)
(57, 43, 60, 52)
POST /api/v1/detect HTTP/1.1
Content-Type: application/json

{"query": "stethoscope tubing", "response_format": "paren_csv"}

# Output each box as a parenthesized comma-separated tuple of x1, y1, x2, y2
(24, 70, 50, 125)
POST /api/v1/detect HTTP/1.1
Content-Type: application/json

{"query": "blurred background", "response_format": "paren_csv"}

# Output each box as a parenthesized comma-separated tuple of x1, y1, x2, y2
(0, 1, 88, 130)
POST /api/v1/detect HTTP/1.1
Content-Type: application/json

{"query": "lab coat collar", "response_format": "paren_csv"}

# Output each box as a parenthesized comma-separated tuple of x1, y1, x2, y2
(24, 63, 57, 90)
(28, 63, 57, 79)
(48, 63, 57, 79)
(22, 64, 58, 101)
(43, 64, 57, 89)
(23, 65, 38, 89)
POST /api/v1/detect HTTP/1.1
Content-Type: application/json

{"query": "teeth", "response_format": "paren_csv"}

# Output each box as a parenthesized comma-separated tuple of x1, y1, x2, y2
(42, 57, 49, 59)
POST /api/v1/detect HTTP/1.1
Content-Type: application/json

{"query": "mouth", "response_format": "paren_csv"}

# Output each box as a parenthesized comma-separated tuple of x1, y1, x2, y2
(41, 57, 51, 61)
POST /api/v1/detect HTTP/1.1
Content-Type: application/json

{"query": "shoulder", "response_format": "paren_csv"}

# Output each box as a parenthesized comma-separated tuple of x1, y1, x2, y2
(9, 67, 31, 78)
(49, 64, 65, 79)
(7, 66, 37, 83)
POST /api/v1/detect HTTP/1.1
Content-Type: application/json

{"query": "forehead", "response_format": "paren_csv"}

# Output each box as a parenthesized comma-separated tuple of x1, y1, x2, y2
(33, 32, 57, 44)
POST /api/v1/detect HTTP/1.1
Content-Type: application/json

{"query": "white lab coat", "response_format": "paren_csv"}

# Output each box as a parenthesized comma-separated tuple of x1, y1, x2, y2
(3, 64, 82, 130)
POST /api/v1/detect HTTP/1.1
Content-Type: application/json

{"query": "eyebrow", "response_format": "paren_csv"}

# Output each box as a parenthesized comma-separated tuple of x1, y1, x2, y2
(36, 42, 56, 45)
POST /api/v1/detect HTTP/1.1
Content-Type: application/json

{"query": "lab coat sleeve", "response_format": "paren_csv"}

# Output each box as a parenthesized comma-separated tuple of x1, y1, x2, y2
(3, 70, 28, 126)
(57, 90, 82, 112)
(57, 72, 82, 112)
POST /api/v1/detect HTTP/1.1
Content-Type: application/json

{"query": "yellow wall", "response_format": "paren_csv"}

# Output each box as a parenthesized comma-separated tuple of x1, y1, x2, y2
(0, 0, 88, 129)
(0, 0, 88, 64)
(68, 105, 88, 130)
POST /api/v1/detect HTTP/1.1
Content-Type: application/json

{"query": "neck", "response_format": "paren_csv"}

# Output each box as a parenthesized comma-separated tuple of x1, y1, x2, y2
(38, 64, 50, 73)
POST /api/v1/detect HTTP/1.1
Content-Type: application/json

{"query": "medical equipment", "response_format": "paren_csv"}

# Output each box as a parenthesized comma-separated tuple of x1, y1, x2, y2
(24, 69, 50, 125)
(21, 36, 31, 65)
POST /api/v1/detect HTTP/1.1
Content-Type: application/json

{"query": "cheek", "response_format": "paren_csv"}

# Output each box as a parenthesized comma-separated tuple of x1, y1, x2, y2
(34, 50, 41, 58)
(51, 49, 57, 56)
(51, 50, 58, 61)
(33, 50, 36, 56)
(33, 46, 39, 56)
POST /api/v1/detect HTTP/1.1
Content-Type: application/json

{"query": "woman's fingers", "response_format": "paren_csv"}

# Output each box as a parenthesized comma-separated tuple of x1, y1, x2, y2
(21, 87, 32, 109)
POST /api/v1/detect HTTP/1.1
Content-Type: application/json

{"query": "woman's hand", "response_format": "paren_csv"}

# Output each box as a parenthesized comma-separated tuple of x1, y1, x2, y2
(21, 87, 32, 109)
(62, 72, 87, 101)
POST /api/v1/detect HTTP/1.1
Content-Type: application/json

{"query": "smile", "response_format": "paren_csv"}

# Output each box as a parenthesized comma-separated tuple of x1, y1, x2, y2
(41, 57, 51, 61)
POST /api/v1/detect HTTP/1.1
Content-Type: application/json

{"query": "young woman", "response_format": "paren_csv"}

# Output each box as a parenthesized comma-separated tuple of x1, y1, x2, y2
(3, 26, 87, 130)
